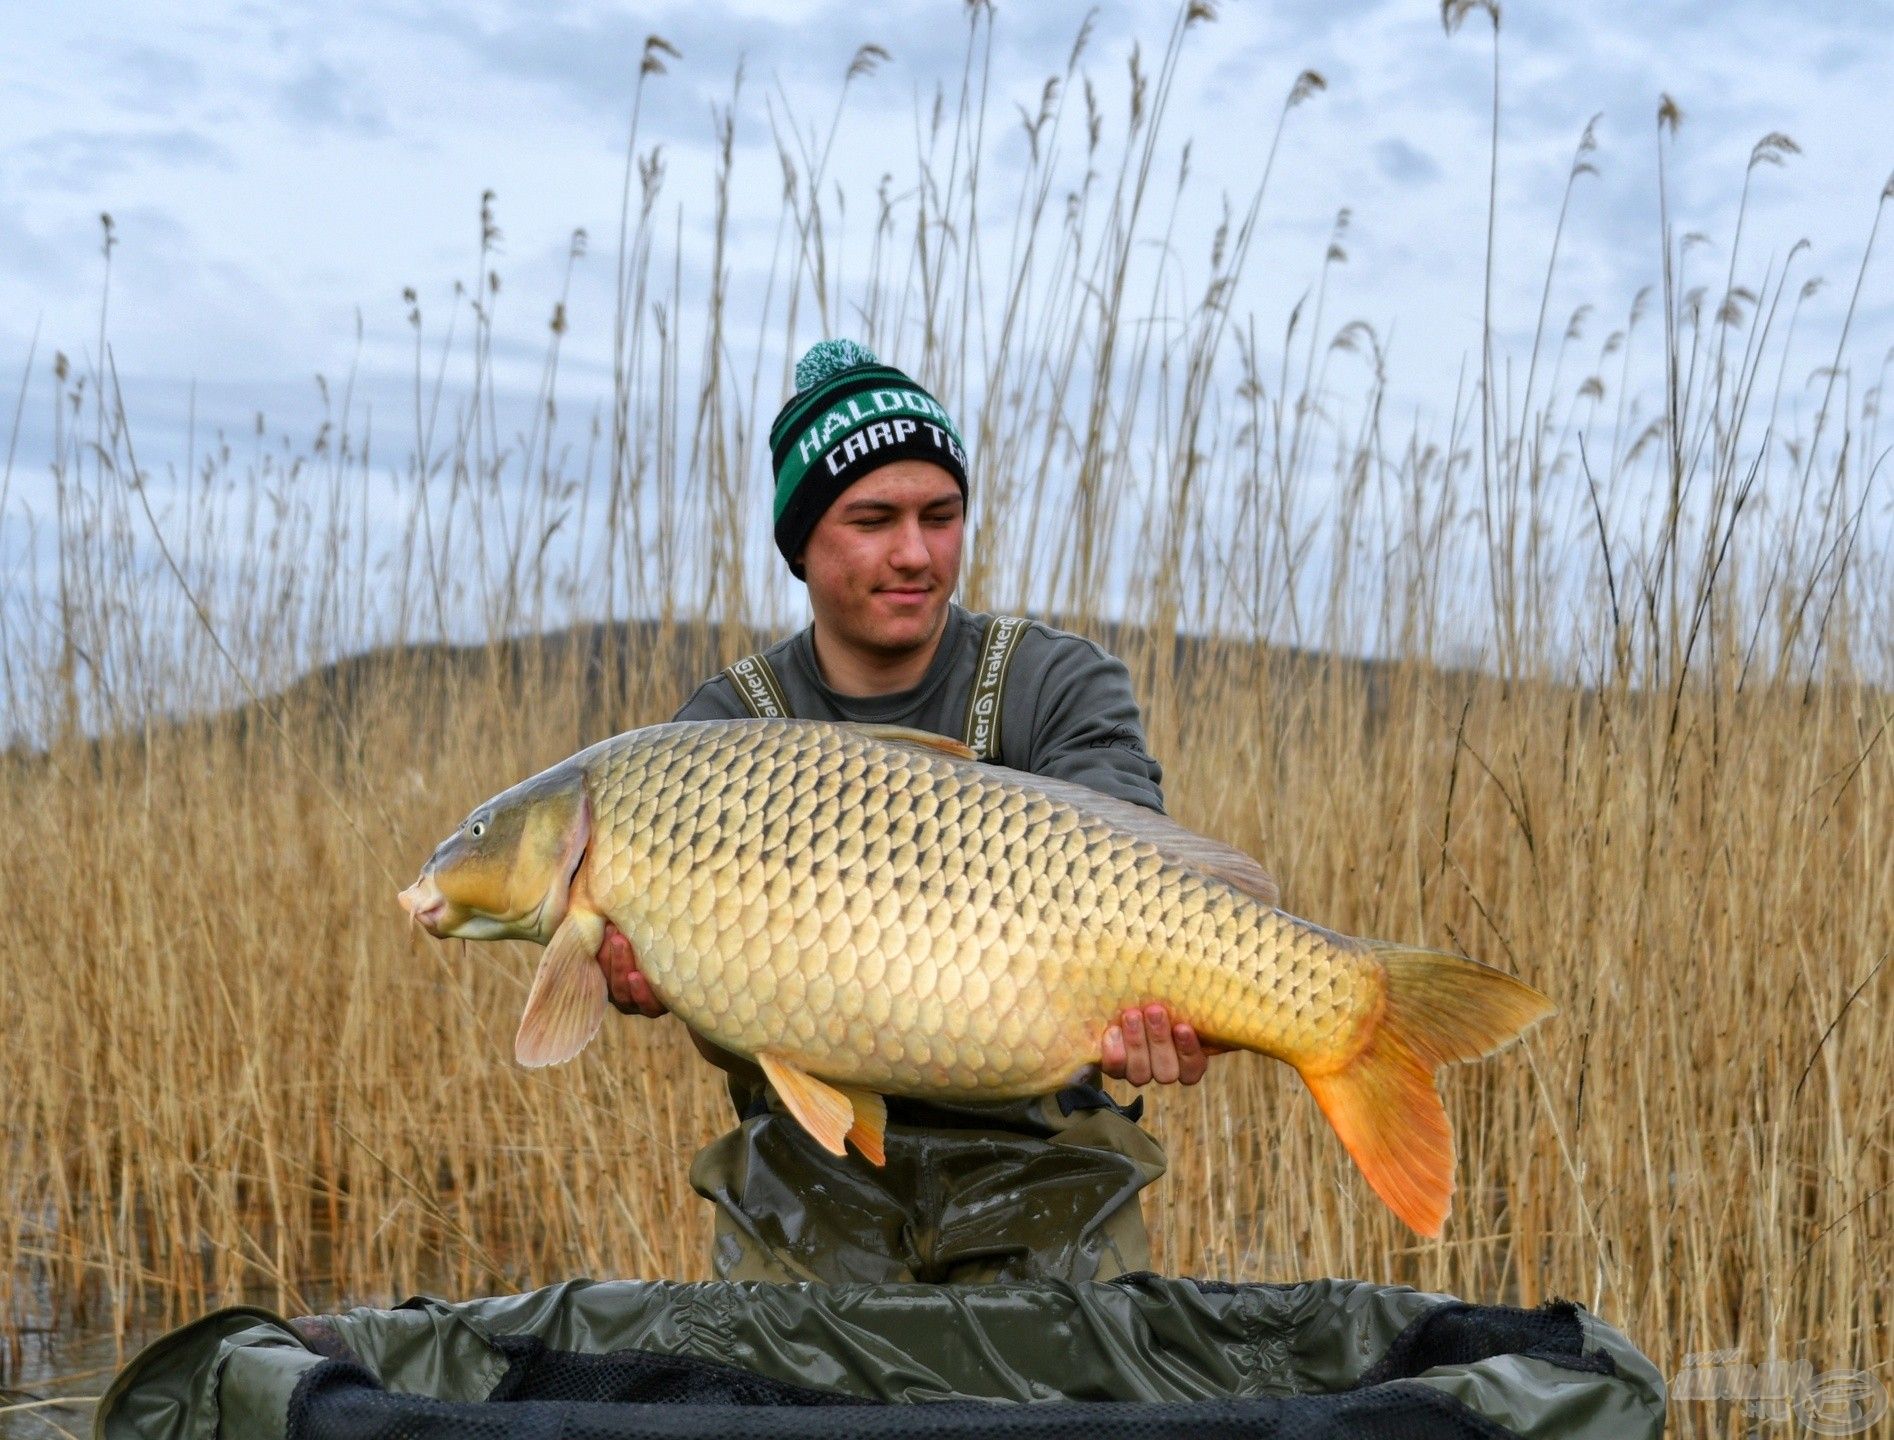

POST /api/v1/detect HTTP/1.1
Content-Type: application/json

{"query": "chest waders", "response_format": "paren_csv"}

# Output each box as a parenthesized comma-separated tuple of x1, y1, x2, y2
(696, 616, 1167, 1283)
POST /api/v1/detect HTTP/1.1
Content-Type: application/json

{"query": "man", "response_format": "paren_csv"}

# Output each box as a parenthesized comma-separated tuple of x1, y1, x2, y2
(597, 339, 1214, 1283)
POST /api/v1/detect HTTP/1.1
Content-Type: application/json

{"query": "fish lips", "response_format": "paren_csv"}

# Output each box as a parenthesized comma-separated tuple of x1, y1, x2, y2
(398, 876, 513, 941)
(398, 875, 460, 936)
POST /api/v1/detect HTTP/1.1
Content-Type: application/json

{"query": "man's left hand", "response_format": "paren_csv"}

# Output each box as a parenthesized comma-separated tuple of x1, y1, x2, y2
(1101, 1003, 1217, 1086)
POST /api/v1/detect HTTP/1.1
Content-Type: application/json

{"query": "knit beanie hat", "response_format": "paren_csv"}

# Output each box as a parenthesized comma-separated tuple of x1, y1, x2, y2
(768, 339, 969, 577)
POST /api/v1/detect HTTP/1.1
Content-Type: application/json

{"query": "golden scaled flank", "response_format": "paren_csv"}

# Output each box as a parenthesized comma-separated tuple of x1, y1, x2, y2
(588, 721, 1371, 1101)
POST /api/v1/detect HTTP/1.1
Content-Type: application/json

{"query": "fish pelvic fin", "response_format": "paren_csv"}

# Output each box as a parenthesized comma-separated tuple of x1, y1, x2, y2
(842, 1086, 888, 1166)
(756, 1055, 889, 1165)
(514, 907, 609, 1067)
(757, 1053, 854, 1157)
(1300, 945, 1555, 1238)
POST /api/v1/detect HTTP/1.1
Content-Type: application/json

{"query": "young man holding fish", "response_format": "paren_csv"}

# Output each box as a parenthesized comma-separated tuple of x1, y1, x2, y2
(398, 346, 1550, 1257)
(598, 340, 1214, 1283)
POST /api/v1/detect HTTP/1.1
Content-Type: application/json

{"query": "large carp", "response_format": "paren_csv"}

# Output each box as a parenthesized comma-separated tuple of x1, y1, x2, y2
(398, 719, 1553, 1236)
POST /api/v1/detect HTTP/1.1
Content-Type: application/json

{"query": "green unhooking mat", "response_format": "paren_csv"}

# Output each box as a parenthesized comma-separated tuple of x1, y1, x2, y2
(94, 1274, 1666, 1439)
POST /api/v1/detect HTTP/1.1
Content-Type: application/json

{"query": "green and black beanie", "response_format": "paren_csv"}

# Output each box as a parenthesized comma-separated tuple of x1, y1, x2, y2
(768, 339, 968, 576)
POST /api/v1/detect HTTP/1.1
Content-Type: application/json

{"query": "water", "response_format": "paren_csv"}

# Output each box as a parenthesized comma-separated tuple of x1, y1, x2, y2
(2, 1319, 132, 1439)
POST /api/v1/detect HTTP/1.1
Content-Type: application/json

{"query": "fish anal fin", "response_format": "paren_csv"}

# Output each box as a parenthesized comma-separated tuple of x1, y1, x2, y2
(515, 909, 609, 1067)
(1300, 946, 1555, 1237)
(758, 1053, 854, 1157)
(843, 723, 978, 762)
(842, 1087, 888, 1166)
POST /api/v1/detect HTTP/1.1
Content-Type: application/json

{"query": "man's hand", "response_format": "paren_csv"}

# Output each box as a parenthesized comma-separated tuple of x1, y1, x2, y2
(1101, 1003, 1217, 1086)
(599, 923, 668, 1018)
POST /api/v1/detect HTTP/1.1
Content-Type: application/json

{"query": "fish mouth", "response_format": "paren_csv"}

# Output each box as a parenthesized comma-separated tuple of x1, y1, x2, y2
(398, 877, 450, 935)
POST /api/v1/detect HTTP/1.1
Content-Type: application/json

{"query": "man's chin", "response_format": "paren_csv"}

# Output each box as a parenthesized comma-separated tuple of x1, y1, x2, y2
(862, 595, 947, 648)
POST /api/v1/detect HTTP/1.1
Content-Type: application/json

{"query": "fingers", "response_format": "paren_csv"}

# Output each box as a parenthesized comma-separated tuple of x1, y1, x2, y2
(1172, 1021, 1208, 1086)
(1101, 1004, 1216, 1087)
(599, 924, 668, 1018)
(625, 970, 668, 1018)
(1101, 1007, 1157, 1084)
(1144, 1004, 1181, 1084)
(1101, 1021, 1126, 1076)
(600, 927, 641, 1015)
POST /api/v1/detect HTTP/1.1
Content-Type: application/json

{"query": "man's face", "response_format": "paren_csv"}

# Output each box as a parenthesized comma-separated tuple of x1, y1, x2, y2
(797, 459, 965, 658)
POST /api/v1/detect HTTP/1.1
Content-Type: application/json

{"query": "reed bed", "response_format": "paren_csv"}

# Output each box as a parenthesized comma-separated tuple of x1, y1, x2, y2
(3, 4, 1889, 1432)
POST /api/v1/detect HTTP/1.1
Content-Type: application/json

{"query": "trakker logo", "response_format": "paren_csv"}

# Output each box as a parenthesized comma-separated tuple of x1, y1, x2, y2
(964, 615, 1025, 760)
(728, 656, 786, 718)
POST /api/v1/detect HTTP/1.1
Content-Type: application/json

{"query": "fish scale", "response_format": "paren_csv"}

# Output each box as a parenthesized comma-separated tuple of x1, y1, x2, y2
(400, 716, 1555, 1235)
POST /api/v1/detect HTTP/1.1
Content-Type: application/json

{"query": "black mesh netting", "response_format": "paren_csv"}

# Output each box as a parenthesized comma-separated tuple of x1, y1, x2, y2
(283, 1297, 1609, 1440)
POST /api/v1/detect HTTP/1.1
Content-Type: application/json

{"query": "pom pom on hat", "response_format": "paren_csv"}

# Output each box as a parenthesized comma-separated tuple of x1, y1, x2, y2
(794, 338, 880, 393)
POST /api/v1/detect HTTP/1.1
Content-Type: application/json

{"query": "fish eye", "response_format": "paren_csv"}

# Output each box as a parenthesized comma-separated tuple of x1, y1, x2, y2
(469, 818, 487, 838)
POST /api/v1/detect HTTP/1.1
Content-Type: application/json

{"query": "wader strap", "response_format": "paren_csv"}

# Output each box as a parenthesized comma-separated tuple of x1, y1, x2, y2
(723, 654, 793, 719)
(962, 615, 1027, 761)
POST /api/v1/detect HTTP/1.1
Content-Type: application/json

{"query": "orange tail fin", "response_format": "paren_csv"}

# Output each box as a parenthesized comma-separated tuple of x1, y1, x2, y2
(1300, 945, 1555, 1237)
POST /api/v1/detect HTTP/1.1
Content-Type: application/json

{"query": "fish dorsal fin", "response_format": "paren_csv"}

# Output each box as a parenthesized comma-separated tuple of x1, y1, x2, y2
(515, 908, 609, 1066)
(1020, 772, 1281, 909)
(842, 723, 978, 761)
(757, 1053, 854, 1157)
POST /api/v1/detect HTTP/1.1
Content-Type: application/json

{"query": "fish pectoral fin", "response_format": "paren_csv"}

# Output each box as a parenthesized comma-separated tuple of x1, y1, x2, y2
(514, 909, 609, 1068)
(841, 1086, 888, 1166)
(756, 1053, 857, 1158)
(841, 723, 978, 762)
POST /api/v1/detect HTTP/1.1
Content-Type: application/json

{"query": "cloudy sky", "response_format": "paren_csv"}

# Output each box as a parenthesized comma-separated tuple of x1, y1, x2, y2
(2, 0, 1889, 635)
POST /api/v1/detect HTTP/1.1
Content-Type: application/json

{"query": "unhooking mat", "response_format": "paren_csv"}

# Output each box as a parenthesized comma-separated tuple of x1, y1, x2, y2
(94, 1273, 1666, 1439)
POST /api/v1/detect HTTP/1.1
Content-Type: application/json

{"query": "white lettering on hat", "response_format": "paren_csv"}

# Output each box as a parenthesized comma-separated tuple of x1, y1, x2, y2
(800, 390, 959, 474)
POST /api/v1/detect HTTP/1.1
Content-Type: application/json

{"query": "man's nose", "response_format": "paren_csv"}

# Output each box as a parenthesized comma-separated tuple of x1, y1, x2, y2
(889, 517, 929, 568)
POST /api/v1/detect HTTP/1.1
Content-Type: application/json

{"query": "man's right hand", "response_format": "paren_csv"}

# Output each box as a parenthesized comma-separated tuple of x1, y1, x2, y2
(599, 923, 669, 1018)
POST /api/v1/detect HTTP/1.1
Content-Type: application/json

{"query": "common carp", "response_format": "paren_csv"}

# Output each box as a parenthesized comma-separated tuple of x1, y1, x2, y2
(398, 719, 1553, 1236)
